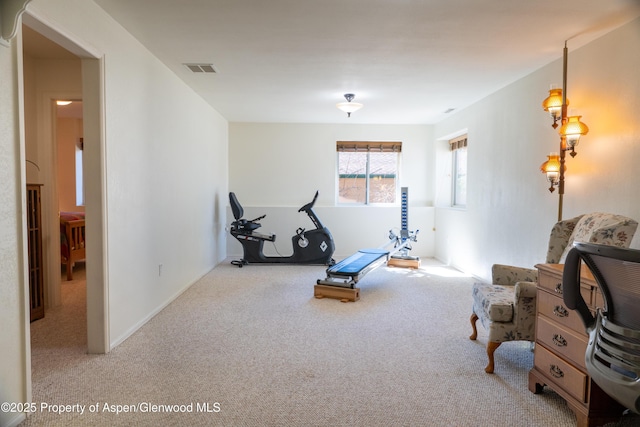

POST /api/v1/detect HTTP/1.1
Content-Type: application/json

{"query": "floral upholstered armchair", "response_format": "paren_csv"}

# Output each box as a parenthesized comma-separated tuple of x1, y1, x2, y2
(469, 212, 638, 373)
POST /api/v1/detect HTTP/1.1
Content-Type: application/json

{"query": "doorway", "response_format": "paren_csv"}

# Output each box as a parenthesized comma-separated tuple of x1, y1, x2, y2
(21, 12, 108, 357)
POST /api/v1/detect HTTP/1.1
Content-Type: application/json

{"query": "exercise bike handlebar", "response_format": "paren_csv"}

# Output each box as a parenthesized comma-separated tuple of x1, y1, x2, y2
(297, 190, 325, 230)
(298, 190, 319, 213)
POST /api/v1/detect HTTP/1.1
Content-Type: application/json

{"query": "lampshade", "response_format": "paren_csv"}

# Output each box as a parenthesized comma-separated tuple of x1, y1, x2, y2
(559, 115, 589, 149)
(540, 152, 563, 189)
(542, 88, 566, 120)
(540, 152, 560, 173)
(336, 93, 363, 117)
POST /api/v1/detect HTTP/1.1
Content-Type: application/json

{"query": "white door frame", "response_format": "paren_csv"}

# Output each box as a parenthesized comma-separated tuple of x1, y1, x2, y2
(21, 11, 109, 356)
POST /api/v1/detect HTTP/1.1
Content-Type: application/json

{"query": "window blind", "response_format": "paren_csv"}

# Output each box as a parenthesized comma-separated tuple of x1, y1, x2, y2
(449, 136, 467, 151)
(337, 141, 402, 153)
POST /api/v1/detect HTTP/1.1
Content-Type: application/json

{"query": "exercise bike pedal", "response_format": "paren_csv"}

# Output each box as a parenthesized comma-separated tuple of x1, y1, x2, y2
(231, 259, 249, 268)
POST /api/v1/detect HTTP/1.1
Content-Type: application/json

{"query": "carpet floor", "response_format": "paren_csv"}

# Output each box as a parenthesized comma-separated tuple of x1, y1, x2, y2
(20, 259, 639, 426)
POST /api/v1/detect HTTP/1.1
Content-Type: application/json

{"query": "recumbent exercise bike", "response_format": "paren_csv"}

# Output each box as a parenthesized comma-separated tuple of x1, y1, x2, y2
(229, 191, 335, 267)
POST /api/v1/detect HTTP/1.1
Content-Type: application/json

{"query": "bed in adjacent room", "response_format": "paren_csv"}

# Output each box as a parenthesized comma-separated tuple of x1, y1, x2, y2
(60, 211, 85, 281)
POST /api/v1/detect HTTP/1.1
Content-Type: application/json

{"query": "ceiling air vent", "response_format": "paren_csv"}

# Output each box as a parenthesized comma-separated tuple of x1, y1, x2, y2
(184, 63, 217, 73)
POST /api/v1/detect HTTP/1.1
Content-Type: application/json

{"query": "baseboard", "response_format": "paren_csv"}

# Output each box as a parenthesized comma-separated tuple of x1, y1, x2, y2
(109, 267, 214, 349)
(3, 412, 26, 427)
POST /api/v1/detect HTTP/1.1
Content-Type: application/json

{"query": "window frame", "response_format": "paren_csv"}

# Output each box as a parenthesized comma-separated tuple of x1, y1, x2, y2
(336, 141, 402, 205)
(450, 135, 467, 208)
(75, 137, 84, 206)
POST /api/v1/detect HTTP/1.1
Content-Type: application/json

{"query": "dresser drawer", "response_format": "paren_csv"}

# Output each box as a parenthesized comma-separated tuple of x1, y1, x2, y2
(537, 290, 586, 334)
(535, 344, 588, 403)
(536, 315, 588, 370)
(538, 272, 592, 305)
(537, 271, 564, 294)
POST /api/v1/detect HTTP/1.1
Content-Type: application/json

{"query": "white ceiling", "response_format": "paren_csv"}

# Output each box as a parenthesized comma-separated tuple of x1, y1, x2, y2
(49, 1, 640, 124)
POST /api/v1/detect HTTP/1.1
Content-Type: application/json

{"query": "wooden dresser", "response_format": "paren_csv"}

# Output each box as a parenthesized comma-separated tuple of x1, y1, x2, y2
(528, 263, 625, 426)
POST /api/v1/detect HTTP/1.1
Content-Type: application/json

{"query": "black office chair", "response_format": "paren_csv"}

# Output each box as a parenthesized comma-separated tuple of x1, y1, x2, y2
(563, 242, 640, 414)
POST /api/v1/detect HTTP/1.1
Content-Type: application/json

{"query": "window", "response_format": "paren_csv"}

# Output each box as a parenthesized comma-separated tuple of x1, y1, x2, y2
(76, 138, 84, 206)
(450, 135, 467, 207)
(337, 141, 401, 204)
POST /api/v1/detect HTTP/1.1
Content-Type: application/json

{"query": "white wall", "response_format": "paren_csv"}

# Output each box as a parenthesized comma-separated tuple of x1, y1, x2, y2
(228, 123, 434, 258)
(101, 29, 229, 344)
(0, 32, 30, 427)
(434, 18, 640, 281)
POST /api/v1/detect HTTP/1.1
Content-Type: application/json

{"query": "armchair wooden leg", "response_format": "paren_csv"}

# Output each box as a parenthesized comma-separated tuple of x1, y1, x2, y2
(485, 341, 501, 374)
(469, 313, 479, 340)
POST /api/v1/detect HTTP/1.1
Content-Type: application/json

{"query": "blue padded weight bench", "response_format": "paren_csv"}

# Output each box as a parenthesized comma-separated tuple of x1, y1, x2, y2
(320, 248, 389, 287)
(314, 249, 389, 302)
(314, 187, 419, 302)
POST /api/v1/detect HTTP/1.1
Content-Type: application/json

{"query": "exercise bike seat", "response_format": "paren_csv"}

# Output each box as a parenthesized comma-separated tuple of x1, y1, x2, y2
(230, 192, 245, 221)
(229, 192, 262, 233)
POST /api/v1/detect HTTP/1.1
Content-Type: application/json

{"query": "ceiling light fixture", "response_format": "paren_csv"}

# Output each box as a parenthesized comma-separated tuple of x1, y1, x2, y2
(56, 100, 72, 106)
(336, 93, 363, 117)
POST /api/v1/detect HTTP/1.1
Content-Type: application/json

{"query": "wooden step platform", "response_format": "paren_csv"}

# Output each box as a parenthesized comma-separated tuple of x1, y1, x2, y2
(314, 284, 360, 302)
(387, 256, 421, 269)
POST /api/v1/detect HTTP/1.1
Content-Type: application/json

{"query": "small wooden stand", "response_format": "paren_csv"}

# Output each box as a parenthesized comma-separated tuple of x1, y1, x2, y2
(387, 257, 421, 269)
(314, 284, 360, 302)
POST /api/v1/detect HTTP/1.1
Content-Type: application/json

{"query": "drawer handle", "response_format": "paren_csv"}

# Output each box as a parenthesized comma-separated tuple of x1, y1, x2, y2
(552, 334, 567, 347)
(550, 364, 564, 379)
(555, 283, 563, 294)
(553, 305, 569, 318)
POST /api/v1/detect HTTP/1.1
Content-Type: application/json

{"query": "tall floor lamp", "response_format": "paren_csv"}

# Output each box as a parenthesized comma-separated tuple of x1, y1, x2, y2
(540, 42, 589, 222)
